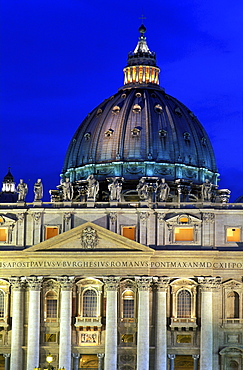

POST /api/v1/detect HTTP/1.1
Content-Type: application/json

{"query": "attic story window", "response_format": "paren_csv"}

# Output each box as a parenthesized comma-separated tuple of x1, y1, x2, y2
(122, 226, 136, 241)
(0, 229, 7, 242)
(45, 226, 59, 240)
(175, 107, 182, 116)
(226, 228, 240, 242)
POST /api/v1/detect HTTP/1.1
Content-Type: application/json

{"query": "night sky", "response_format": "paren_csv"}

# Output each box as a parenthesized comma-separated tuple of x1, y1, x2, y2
(1, 0, 243, 202)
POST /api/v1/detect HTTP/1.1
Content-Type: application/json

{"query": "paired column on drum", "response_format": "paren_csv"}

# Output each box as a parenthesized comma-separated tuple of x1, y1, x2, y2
(198, 277, 221, 370)
(154, 277, 170, 370)
(58, 276, 75, 370)
(9, 277, 25, 370)
(136, 276, 153, 370)
(26, 276, 43, 370)
(104, 277, 120, 370)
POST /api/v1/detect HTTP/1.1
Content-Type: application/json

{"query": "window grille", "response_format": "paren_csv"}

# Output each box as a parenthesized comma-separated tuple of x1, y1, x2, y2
(123, 290, 134, 318)
(0, 290, 4, 318)
(83, 289, 97, 317)
(46, 291, 57, 318)
(177, 290, 191, 318)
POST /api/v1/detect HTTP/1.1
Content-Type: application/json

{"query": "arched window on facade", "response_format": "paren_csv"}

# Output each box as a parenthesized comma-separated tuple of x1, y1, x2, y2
(122, 290, 135, 319)
(45, 291, 58, 319)
(0, 290, 4, 318)
(226, 292, 240, 319)
(177, 289, 191, 318)
(83, 289, 98, 317)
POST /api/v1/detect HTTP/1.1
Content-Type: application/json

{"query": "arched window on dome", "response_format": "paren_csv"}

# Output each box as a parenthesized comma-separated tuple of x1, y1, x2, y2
(177, 289, 191, 318)
(82, 289, 98, 318)
(45, 291, 58, 322)
(226, 292, 240, 319)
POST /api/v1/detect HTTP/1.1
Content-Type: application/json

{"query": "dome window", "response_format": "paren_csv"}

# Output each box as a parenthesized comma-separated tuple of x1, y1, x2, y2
(121, 93, 126, 99)
(151, 93, 156, 98)
(159, 129, 167, 138)
(131, 127, 141, 137)
(135, 92, 142, 98)
(105, 129, 114, 137)
(183, 132, 190, 141)
(132, 104, 141, 114)
(189, 111, 196, 120)
(96, 108, 103, 116)
(175, 107, 182, 116)
(201, 137, 207, 146)
(84, 133, 91, 141)
(154, 104, 163, 114)
(112, 106, 120, 115)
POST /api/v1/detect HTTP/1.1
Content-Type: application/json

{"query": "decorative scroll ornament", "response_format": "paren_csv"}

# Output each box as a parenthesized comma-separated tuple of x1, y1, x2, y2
(139, 212, 149, 223)
(32, 212, 41, 222)
(203, 213, 215, 223)
(17, 213, 25, 223)
(64, 212, 72, 223)
(158, 213, 165, 224)
(135, 276, 153, 291)
(109, 212, 117, 224)
(120, 354, 134, 363)
(26, 276, 43, 290)
(80, 226, 99, 249)
(198, 276, 222, 291)
(104, 276, 120, 291)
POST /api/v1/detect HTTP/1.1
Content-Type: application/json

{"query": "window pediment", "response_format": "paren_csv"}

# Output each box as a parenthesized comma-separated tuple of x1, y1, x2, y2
(165, 213, 201, 225)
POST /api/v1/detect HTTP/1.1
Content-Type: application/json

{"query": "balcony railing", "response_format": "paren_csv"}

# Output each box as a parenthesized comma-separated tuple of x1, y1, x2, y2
(170, 317, 197, 328)
(75, 316, 102, 327)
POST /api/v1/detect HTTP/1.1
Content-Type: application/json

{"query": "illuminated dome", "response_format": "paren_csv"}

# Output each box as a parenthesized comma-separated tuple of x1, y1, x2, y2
(63, 26, 218, 187)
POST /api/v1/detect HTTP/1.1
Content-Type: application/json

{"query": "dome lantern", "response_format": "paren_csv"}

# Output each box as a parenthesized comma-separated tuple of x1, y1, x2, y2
(123, 25, 160, 85)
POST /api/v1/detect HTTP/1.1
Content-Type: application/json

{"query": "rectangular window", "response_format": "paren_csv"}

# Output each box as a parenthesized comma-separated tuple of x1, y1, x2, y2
(0, 228, 7, 242)
(46, 299, 57, 318)
(226, 228, 240, 242)
(122, 226, 136, 241)
(175, 227, 194, 242)
(45, 226, 59, 240)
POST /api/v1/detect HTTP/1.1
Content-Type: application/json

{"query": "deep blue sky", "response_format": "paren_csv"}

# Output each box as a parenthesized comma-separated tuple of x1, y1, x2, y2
(1, 0, 243, 202)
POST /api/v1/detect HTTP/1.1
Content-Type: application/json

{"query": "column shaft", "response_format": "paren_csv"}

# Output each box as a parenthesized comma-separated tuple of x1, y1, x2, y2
(200, 290, 213, 369)
(26, 277, 42, 370)
(58, 277, 73, 370)
(10, 280, 24, 370)
(155, 290, 167, 370)
(136, 277, 152, 370)
(59, 289, 72, 370)
(3, 354, 10, 370)
(104, 290, 118, 370)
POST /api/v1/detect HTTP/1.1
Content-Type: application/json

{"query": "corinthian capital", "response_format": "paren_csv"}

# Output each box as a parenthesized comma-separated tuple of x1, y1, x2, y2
(154, 276, 170, 291)
(26, 276, 43, 290)
(104, 276, 120, 291)
(57, 276, 75, 290)
(198, 276, 222, 291)
(9, 277, 25, 290)
(136, 276, 153, 291)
